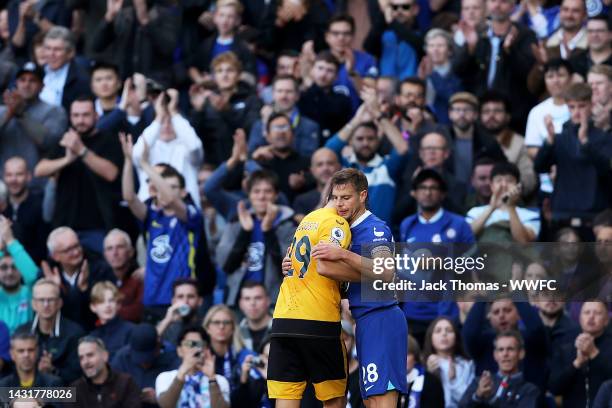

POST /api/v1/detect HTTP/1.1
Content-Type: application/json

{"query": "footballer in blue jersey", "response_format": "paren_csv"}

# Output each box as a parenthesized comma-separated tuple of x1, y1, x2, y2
(120, 134, 203, 312)
(310, 168, 408, 407)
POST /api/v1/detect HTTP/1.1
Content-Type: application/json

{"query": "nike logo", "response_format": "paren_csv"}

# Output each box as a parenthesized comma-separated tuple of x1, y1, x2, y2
(365, 385, 375, 392)
(373, 227, 385, 237)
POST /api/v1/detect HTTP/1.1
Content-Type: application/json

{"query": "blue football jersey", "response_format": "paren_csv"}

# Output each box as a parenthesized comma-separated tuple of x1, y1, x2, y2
(143, 201, 203, 306)
(347, 211, 397, 320)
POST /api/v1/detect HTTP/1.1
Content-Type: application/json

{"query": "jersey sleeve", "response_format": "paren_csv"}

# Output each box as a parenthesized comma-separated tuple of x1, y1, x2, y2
(319, 216, 351, 249)
(369, 223, 394, 258)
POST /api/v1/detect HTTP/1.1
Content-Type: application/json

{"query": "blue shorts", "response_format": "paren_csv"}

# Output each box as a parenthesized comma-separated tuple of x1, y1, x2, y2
(354, 305, 408, 398)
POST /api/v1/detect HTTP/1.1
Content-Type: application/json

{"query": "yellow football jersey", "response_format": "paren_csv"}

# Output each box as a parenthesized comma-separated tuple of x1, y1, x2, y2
(272, 207, 351, 338)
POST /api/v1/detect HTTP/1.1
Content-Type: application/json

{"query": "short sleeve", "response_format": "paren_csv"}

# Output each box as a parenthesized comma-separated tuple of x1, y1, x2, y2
(155, 370, 176, 398)
(319, 216, 352, 249)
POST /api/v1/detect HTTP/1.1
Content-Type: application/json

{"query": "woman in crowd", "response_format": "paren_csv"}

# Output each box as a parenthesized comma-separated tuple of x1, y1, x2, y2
(422, 317, 474, 408)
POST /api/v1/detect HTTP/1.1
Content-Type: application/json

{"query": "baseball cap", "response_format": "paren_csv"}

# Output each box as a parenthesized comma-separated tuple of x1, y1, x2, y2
(129, 323, 158, 365)
(16, 62, 44, 81)
(449, 92, 479, 109)
(411, 168, 448, 192)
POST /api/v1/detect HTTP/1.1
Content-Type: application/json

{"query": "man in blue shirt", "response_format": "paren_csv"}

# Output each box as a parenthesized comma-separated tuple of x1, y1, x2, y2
(120, 133, 203, 324)
(325, 95, 409, 224)
(399, 169, 474, 343)
(309, 168, 408, 407)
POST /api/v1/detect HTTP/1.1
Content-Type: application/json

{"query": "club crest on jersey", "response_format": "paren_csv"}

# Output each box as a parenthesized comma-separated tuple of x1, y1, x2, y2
(373, 227, 385, 237)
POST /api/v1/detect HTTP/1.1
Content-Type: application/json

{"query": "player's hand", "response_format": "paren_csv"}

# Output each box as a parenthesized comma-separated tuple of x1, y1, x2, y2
(312, 242, 344, 261)
(282, 255, 292, 276)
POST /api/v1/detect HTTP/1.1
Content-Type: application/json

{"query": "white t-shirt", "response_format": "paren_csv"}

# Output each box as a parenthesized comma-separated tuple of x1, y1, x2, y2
(524, 97, 570, 193)
(466, 206, 541, 237)
(155, 370, 230, 408)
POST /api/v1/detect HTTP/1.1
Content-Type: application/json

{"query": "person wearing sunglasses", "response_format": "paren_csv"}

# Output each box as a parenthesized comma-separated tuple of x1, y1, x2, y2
(364, 0, 422, 81)
(157, 326, 230, 408)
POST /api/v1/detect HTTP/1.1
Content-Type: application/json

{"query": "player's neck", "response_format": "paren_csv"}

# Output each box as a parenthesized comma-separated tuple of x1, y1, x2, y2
(350, 208, 366, 225)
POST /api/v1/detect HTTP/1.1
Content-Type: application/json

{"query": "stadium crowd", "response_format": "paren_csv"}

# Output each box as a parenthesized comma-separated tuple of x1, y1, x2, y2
(0, 0, 610, 406)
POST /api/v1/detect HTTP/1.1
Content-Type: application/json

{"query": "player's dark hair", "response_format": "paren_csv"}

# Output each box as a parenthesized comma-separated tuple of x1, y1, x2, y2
(328, 169, 369, 201)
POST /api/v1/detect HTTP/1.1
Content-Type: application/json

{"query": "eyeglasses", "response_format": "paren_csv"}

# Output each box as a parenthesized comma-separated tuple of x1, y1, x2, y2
(450, 107, 475, 114)
(391, 3, 412, 10)
(55, 243, 81, 255)
(0, 264, 17, 271)
(270, 124, 291, 132)
(328, 30, 353, 37)
(416, 185, 441, 192)
(33, 297, 59, 305)
(420, 146, 446, 152)
(209, 320, 233, 327)
(181, 340, 205, 348)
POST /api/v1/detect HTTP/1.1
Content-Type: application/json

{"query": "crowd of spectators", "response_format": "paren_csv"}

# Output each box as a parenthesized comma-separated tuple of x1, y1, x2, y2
(0, 0, 610, 406)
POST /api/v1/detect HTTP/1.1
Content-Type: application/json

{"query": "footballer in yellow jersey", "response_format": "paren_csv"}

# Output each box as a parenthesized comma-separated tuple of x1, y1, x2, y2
(267, 205, 351, 406)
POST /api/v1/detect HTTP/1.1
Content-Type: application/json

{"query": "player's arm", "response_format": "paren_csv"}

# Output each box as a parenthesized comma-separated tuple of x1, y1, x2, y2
(313, 244, 395, 282)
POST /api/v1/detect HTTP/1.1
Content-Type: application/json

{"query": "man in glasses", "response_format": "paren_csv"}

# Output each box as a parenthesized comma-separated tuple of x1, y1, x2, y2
(251, 112, 311, 203)
(42, 226, 115, 331)
(398, 169, 474, 343)
(156, 326, 230, 408)
(16, 278, 85, 384)
(73, 336, 141, 407)
(364, 0, 422, 80)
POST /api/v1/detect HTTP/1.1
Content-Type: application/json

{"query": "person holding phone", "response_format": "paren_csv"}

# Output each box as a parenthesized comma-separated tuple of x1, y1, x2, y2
(156, 326, 230, 408)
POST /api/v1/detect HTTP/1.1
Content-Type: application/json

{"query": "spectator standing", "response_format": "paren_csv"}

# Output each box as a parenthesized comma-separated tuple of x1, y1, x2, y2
(0, 332, 62, 388)
(120, 133, 203, 323)
(534, 83, 612, 240)
(39, 27, 90, 113)
(458, 331, 543, 408)
(42, 227, 116, 330)
(133, 90, 204, 207)
(326, 91, 409, 224)
(2, 157, 49, 264)
(16, 279, 85, 384)
(73, 336, 142, 408)
(156, 278, 203, 346)
(0, 215, 38, 333)
(478, 91, 537, 198)
(423, 317, 475, 408)
(111, 323, 179, 408)
(88, 281, 134, 358)
(34, 97, 123, 254)
(549, 301, 612, 407)
(569, 16, 612, 80)
(0, 62, 67, 183)
(248, 75, 320, 157)
(216, 170, 295, 306)
(238, 282, 273, 353)
(156, 326, 230, 408)
(588, 65, 612, 132)
(102, 229, 144, 323)
(464, 156, 496, 210)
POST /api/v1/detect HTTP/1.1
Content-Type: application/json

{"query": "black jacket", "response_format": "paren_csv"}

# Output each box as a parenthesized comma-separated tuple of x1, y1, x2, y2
(549, 332, 612, 408)
(72, 367, 142, 408)
(188, 34, 257, 78)
(459, 372, 543, 408)
(534, 121, 612, 220)
(0, 370, 63, 387)
(60, 61, 91, 113)
(15, 317, 85, 384)
(452, 23, 537, 131)
(298, 84, 353, 142)
(191, 82, 261, 166)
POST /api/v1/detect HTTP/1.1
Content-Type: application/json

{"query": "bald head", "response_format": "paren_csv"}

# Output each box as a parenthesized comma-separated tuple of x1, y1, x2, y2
(311, 148, 341, 186)
(3, 156, 30, 198)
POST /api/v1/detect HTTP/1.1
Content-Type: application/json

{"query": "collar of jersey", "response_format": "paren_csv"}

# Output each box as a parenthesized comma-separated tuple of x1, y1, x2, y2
(350, 210, 372, 228)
